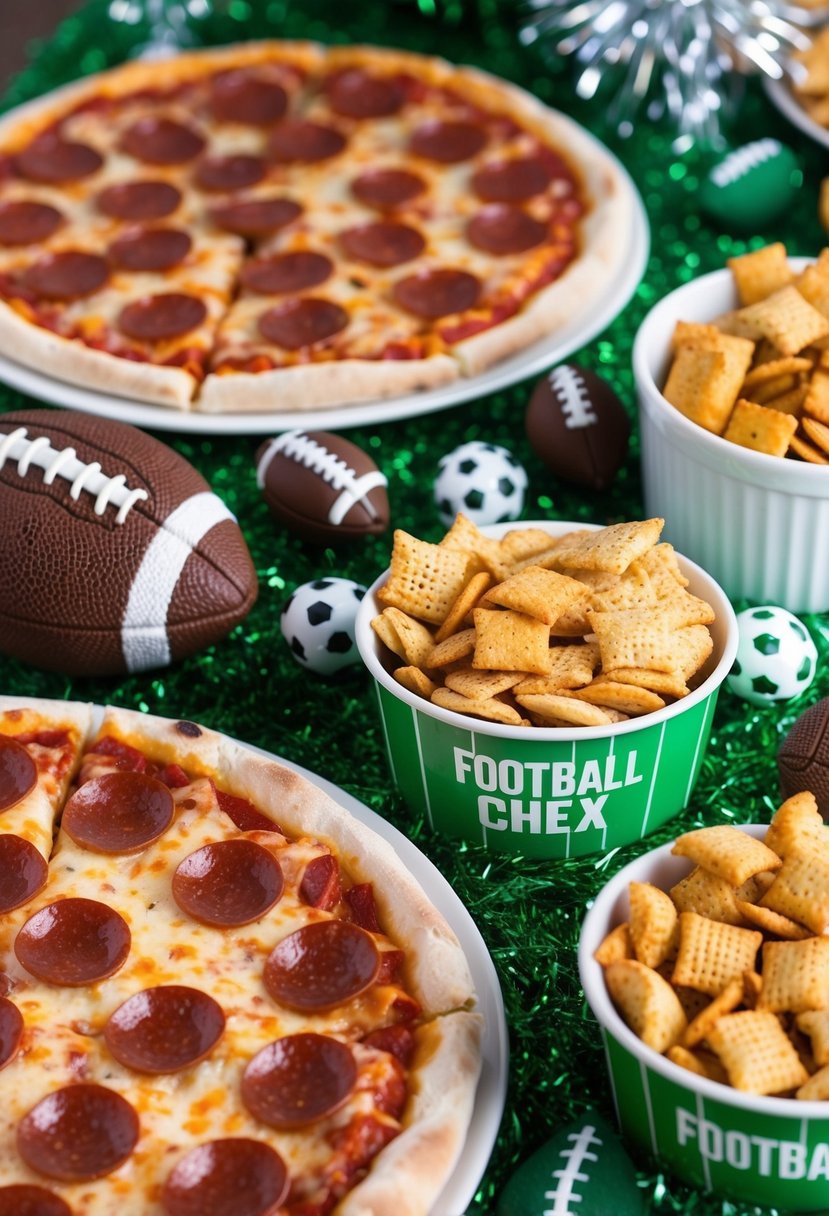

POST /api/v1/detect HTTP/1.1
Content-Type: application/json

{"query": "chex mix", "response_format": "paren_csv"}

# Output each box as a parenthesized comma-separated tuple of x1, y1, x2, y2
(663, 243, 829, 462)
(371, 515, 716, 728)
(596, 793, 829, 1099)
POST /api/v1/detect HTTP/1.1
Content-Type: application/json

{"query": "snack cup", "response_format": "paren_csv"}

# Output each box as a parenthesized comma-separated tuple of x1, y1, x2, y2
(633, 260, 829, 613)
(579, 825, 829, 1211)
(355, 521, 737, 860)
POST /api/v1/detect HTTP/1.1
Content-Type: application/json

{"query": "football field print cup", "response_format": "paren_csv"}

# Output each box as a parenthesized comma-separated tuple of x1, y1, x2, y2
(356, 522, 738, 860)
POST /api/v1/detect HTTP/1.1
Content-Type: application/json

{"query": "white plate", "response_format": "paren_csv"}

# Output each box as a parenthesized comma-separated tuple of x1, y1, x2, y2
(252, 748, 509, 1216)
(0, 158, 649, 435)
(765, 74, 829, 149)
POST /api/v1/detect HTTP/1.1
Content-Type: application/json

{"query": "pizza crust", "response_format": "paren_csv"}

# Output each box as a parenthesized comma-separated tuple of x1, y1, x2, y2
(0, 302, 197, 407)
(337, 1011, 484, 1216)
(198, 353, 459, 412)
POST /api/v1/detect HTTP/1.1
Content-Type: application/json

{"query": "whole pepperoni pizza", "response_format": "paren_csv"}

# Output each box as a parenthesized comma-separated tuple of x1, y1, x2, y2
(0, 41, 632, 413)
(0, 697, 483, 1216)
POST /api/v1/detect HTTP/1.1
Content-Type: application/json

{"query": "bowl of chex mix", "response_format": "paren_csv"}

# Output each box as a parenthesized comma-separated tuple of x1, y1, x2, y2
(354, 515, 738, 860)
(579, 796, 829, 1210)
(633, 245, 829, 613)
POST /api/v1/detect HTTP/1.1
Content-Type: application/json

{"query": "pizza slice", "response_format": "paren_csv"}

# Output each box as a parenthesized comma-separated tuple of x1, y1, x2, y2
(0, 695, 91, 915)
(0, 704, 482, 1215)
(0, 223, 245, 408)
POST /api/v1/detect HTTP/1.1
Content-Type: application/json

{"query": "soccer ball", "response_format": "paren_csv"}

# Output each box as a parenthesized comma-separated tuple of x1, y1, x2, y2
(280, 577, 366, 676)
(727, 606, 818, 706)
(433, 440, 528, 528)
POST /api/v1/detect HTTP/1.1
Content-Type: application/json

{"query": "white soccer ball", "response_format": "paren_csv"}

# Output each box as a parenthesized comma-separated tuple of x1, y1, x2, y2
(727, 606, 818, 706)
(280, 577, 366, 675)
(433, 440, 528, 528)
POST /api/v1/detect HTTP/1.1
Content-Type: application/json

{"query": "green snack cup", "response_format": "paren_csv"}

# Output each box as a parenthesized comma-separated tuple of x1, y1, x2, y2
(579, 825, 829, 1211)
(355, 521, 738, 859)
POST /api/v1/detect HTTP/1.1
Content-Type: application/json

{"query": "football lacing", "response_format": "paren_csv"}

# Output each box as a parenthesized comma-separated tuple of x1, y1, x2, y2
(711, 138, 779, 188)
(549, 365, 598, 430)
(542, 1124, 603, 1214)
(0, 426, 149, 524)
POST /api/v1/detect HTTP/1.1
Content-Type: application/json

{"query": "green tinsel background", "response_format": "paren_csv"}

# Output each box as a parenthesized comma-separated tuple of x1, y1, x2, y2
(1, 2, 829, 1212)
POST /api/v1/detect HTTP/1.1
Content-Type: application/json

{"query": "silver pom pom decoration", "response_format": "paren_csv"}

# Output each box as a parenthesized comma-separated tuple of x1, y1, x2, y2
(520, 0, 816, 147)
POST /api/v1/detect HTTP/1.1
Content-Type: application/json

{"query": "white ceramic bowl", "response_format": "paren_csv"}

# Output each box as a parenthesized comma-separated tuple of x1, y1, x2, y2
(633, 260, 829, 613)
(579, 824, 829, 1211)
(355, 520, 738, 860)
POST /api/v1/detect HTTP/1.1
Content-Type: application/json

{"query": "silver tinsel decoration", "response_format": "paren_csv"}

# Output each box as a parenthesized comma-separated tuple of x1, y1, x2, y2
(520, 0, 823, 146)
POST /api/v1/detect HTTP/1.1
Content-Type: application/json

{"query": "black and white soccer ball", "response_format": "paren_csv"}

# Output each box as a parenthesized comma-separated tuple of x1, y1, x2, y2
(433, 440, 528, 528)
(280, 577, 366, 676)
(727, 606, 817, 706)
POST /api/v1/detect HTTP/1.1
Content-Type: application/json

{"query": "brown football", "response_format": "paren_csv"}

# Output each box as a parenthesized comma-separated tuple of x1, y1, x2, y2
(255, 430, 389, 545)
(525, 363, 630, 491)
(0, 408, 257, 676)
(778, 696, 829, 821)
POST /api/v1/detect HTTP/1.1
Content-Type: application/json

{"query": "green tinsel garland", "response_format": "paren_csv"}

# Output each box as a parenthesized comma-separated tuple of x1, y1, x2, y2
(1, 3, 828, 1213)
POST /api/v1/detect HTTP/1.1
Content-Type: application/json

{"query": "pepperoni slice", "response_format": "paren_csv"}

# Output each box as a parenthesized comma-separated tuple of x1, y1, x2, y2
(17, 1084, 139, 1181)
(240, 250, 333, 295)
(258, 298, 348, 350)
(409, 119, 487, 163)
(0, 735, 37, 810)
(0, 995, 23, 1070)
(120, 117, 205, 165)
(351, 167, 426, 210)
(0, 1186, 72, 1216)
(62, 770, 174, 853)
(467, 204, 548, 255)
(108, 227, 192, 273)
(0, 835, 47, 914)
(161, 1138, 289, 1216)
(21, 251, 108, 300)
(210, 69, 288, 126)
(15, 898, 131, 986)
(208, 196, 302, 237)
(472, 155, 555, 202)
(214, 787, 277, 833)
(96, 179, 182, 221)
(263, 920, 380, 1011)
(0, 201, 63, 246)
(194, 154, 267, 193)
(393, 267, 480, 319)
(268, 119, 346, 163)
(325, 68, 404, 119)
(15, 134, 103, 183)
(339, 221, 424, 267)
(104, 985, 225, 1073)
(172, 839, 283, 927)
(299, 853, 341, 910)
(242, 1033, 357, 1129)
(118, 293, 207, 342)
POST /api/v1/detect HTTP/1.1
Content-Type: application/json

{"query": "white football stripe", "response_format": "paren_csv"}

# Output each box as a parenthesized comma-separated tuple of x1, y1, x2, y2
(255, 435, 282, 489)
(121, 492, 234, 672)
(329, 471, 387, 525)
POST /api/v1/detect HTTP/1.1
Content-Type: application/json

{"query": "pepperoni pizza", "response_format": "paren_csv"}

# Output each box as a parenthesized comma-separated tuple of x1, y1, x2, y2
(0, 697, 482, 1216)
(0, 41, 631, 413)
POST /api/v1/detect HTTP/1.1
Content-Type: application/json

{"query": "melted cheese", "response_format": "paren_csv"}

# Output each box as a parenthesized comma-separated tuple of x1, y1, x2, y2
(0, 764, 408, 1213)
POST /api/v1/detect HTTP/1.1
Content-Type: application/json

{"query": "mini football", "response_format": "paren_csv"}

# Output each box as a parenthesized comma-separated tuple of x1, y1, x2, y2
(525, 363, 630, 491)
(778, 697, 829, 821)
(496, 1110, 644, 1216)
(0, 408, 257, 677)
(698, 138, 801, 230)
(255, 430, 389, 545)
